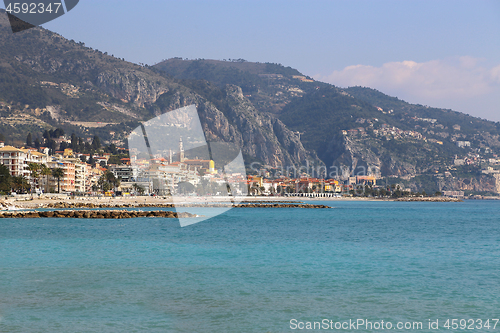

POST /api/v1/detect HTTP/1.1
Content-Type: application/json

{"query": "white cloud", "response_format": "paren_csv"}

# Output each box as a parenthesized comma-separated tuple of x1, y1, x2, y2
(491, 65, 500, 84)
(314, 57, 500, 121)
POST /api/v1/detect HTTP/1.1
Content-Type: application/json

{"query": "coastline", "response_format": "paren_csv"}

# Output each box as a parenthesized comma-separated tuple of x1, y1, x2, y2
(1, 194, 463, 211)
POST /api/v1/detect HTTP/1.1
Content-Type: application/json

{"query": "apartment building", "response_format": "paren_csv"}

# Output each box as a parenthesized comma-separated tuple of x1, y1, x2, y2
(47, 159, 75, 193)
(109, 164, 136, 183)
(75, 162, 91, 193)
(0, 146, 48, 178)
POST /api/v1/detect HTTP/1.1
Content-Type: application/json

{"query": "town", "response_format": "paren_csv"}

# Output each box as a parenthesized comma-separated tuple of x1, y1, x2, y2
(2, 128, 499, 200)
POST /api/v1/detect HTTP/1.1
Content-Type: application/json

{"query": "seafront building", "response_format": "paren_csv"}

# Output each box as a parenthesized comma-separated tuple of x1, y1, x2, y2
(2, 140, 497, 196)
(0, 144, 93, 193)
(44, 157, 90, 193)
(109, 165, 136, 183)
(0, 145, 48, 177)
(0, 141, 464, 197)
(46, 159, 76, 192)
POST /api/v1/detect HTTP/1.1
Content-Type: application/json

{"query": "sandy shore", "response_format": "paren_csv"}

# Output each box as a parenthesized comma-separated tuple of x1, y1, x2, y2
(1, 194, 461, 210)
(1, 196, 172, 209)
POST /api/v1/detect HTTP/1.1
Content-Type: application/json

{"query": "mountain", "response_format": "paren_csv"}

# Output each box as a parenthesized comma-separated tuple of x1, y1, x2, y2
(1, 8, 500, 194)
(155, 58, 325, 114)
(155, 58, 500, 194)
(0, 9, 316, 168)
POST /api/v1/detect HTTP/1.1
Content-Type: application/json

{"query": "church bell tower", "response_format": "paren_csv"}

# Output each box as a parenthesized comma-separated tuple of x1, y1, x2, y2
(179, 138, 185, 162)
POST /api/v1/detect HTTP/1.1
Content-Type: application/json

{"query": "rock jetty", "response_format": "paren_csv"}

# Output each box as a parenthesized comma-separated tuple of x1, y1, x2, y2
(44, 202, 175, 209)
(42, 202, 331, 209)
(233, 203, 331, 208)
(394, 197, 462, 202)
(0, 210, 197, 219)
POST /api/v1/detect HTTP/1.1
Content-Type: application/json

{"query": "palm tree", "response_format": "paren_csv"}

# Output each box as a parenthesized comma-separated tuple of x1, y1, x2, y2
(98, 171, 120, 192)
(27, 163, 41, 193)
(106, 171, 120, 191)
(0, 164, 12, 194)
(40, 164, 52, 194)
(132, 183, 145, 195)
(12, 176, 30, 194)
(51, 168, 64, 193)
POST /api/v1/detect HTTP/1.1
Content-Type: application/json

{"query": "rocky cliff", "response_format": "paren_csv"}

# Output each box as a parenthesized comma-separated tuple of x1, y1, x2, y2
(0, 11, 316, 169)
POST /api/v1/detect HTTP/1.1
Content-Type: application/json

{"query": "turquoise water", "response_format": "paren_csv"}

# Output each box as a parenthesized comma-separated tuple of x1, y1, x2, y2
(0, 201, 499, 332)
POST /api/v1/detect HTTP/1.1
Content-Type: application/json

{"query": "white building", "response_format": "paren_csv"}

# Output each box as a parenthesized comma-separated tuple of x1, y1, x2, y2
(0, 146, 48, 178)
(74, 159, 90, 193)
(109, 165, 137, 183)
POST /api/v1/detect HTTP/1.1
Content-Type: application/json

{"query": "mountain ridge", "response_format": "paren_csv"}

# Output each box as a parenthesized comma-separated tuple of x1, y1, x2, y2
(1, 9, 500, 193)
(0, 10, 318, 169)
(155, 57, 500, 194)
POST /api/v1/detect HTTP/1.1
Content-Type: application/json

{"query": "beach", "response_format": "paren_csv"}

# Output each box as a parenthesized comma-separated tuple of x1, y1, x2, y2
(0, 193, 461, 210)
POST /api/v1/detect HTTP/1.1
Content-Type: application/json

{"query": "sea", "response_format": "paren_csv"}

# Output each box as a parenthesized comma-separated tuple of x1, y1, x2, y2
(0, 200, 499, 332)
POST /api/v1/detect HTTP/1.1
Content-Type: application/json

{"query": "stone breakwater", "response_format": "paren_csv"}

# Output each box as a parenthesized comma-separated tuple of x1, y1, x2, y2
(393, 197, 463, 202)
(44, 202, 175, 209)
(234, 203, 331, 208)
(0, 210, 197, 219)
(0, 203, 331, 219)
(42, 202, 331, 209)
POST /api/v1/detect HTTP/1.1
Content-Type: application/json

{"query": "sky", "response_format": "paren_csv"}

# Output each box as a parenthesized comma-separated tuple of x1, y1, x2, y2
(11, 0, 500, 121)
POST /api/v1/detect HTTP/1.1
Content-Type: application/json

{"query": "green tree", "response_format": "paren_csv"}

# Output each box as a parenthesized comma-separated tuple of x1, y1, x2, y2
(196, 179, 209, 196)
(52, 128, 64, 138)
(99, 180, 111, 192)
(132, 183, 145, 195)
(26, 133, 32, 147)
(40, 164, 52, 193)
(28, 163, 41, 193)
(106, 171, 120, 190)
(71, 133, 77, 150)
(364, 185, 373, 197)
(98, 171, 120, 192)
(77, 137, 84, 151)
(12, 176, 30, 194)
(47, 139, 57, 153)
(106, 144, 118, 155)
(0, 164, 12, 193)
(92, 136, 101, 151)
(51, 168, 64, 193)
(177, 181, 195, 194)
(107, 155, 122, 165)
